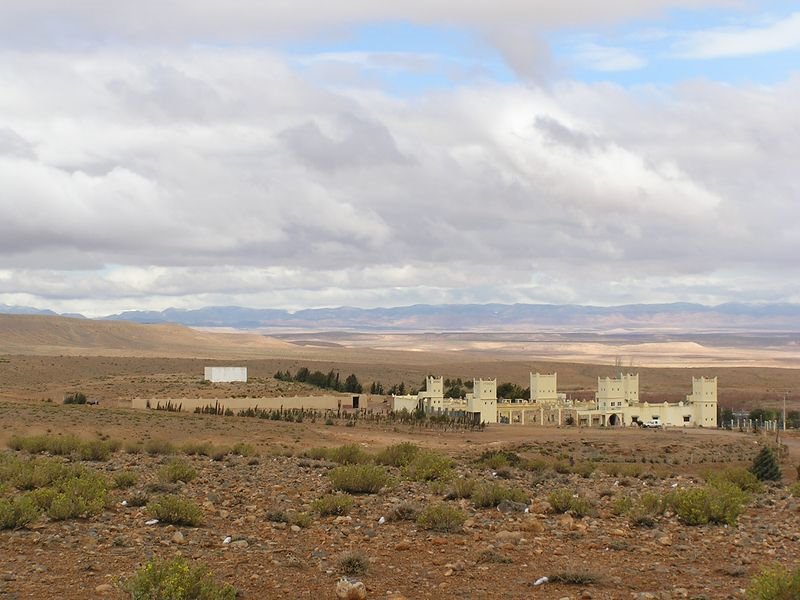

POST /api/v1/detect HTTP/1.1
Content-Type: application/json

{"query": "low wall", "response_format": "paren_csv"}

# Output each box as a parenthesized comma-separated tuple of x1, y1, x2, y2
(131, 395, 365, 413)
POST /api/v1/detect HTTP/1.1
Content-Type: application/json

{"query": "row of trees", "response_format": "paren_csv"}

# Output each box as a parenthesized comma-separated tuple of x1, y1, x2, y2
(369, 376, 531, 399)
(274, 367, 363, 393)
(720, 407, 800, 429)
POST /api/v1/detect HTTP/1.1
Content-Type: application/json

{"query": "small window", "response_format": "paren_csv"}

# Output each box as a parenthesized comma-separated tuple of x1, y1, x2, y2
(683, 415, 690, 422)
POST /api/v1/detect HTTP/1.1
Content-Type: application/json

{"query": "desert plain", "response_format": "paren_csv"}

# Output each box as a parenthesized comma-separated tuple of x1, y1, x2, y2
(1, 315, 799, 599)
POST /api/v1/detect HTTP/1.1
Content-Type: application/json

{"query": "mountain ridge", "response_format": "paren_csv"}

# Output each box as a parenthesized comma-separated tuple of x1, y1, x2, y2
(3, 302, 800, 332)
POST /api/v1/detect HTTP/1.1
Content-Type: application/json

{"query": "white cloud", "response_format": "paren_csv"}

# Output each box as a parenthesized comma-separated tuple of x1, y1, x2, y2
(0, 36, 797, 312)
(672, 11, 800, 59)
(572, 43, 648, 71)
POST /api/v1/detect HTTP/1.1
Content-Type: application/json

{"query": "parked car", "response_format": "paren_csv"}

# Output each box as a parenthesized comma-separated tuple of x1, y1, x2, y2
(641, 419, 662, 428)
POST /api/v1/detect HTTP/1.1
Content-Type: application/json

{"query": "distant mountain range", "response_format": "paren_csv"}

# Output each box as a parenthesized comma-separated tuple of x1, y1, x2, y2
(3, 302, 800, 332)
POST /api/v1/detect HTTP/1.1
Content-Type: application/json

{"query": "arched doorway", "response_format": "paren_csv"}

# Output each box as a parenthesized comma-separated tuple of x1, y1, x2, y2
(608, 413, 620, 426)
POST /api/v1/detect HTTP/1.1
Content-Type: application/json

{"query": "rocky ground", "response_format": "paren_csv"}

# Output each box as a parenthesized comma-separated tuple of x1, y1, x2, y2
(1, 406, 799, 600)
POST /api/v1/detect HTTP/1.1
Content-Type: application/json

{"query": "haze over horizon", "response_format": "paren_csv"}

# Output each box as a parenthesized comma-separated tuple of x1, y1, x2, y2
(1, 1, 798, 317)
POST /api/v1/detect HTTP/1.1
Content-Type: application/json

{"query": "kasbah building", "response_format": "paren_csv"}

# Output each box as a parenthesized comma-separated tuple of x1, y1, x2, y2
(392, 372, 718, 428)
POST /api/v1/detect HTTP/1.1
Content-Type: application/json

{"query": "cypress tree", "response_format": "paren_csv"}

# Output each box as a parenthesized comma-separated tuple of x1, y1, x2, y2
(750, 446, 781, 481)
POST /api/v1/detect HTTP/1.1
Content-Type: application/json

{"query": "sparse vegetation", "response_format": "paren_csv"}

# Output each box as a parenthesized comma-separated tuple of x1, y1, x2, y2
(337, 551, 369, 576)
(374, 442, 420, 467)
(548, 570, 602, 585)
(327, 444, 372, 465)
(388, 502, 419, 521)
(123, 556, 236, 600)
(0, 495, 40, 529)
(547, 488, 593, 517)
(416, 503, 466, 533)
(470, 482, 528, 508)
(751, 446, 782, 482)
(158, 459, 199, 484)
(312, 494, 353, 516)
(329, 464, 390, 494)
(113, 471, 138, 489)
(148, 495, 203, 526)
(670, 480, 748, 526)
(746, 564, 800, 600)
(445, 478, 477, 500)
(402, 451, 453, 481)
(143, 439, 177, 456)
(289, 512, 313, 528)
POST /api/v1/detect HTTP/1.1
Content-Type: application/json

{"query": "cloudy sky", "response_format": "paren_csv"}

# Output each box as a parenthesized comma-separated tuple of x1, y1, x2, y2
(1, 1, 798, 316)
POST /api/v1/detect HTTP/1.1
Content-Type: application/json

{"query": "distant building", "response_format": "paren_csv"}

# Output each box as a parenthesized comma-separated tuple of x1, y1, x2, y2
(204, 366, 247, 383)
(467, 378, 498, 424)
(530, 372, 561, 405)
(576, 374, 717, 428)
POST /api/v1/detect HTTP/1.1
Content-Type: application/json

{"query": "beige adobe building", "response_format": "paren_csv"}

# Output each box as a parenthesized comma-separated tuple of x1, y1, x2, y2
(390, 376, 498, 424)
(393, 371, 718, 429)
(576, 374, 717, 428)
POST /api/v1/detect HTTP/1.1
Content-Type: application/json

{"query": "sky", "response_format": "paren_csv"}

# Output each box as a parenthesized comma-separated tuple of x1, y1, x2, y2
(0, 1, 799, 317)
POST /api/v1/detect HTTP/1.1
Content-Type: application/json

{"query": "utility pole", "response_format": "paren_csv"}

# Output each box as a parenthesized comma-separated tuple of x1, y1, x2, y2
(783, 392, 787, 432)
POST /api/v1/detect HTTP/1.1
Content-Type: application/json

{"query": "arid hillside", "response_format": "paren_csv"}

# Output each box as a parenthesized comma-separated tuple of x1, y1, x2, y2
(0, 315, 295, 358)
(2, 314, 800, 412)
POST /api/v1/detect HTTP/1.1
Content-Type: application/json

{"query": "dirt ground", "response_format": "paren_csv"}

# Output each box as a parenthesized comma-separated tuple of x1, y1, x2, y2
(2, 354, 800, 413)
(1, 319, 800, 599)
(1, 399, 799, 599)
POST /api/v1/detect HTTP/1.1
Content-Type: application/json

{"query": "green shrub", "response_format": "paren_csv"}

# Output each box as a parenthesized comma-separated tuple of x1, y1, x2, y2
(569, 496, 593, 518)
(11, 458, 78, 490)
(416, 503, 466, 533)
(628, 508, 656, 528)
(210, 448, 229, 462)
(520, 458, 550, 473)
(289, 512, 313, 528)
(672, 481, 748, 526)
(788, 482, 800, 497)
(113, 472, 138, 489)
(478, 450, 518, 470)
(0, 495, 40, 529)
(471, 482, 528, 508)
(709, 467, 764, 493)
(611, 495, 633, 516)
(158, 459, 198, 484)
(751, 447, 782, 482)
(638, 491, 665, 515)
(144, 439, 177, 456)
(548, 489, 575, 514)
(327, 444, 371, 465)
(266, 509, 288, 523)
(329, 464, 390, 494)
(476, 549, 513, 564)
(63, 392, 87, 405)
(445, 478, 477, 500)
(231, 443, 257, 457)
(746, 564, 800, 600)
(571, 462, 596, 478)
(45, 471, 109, 520)
(148, 495, 203, 526)
(303, 447, 331, 461)
(402, 451, 453, 481)
(124, 442, 143, 454)
(548, 488, 592, 517)
(8, 434, 82, 457)
(312, 494, 353, 516)
(127, 491, 149, 507)
(548, 570, 601, 585)
(388, 502, 419, 521)
(123, 556, 236, 600)
(78, 440, 114, 462)
(337, 551, 369, 576)
(181, 442, 213, 456)
(375, 442, 420, 467)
